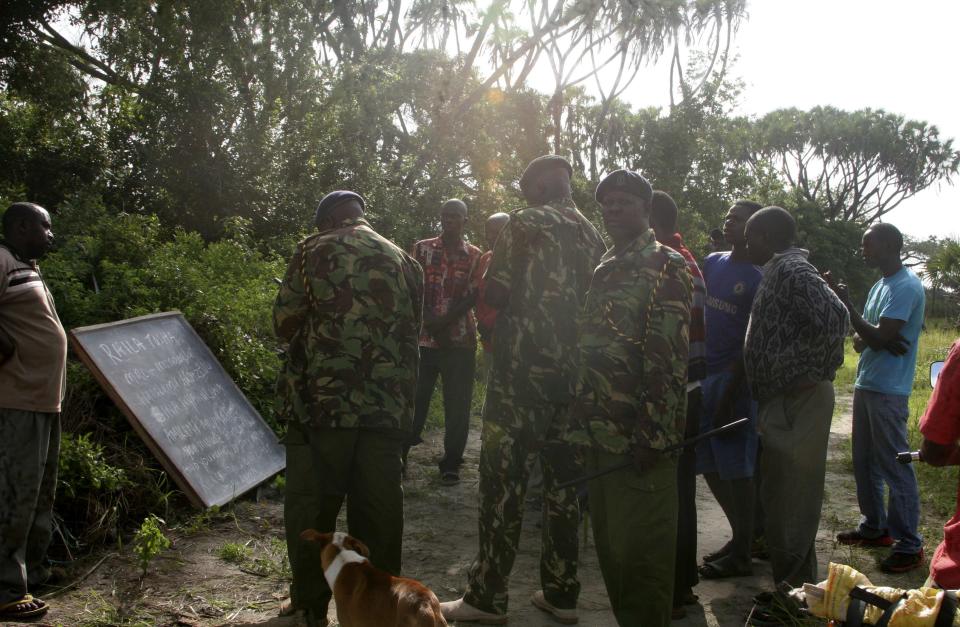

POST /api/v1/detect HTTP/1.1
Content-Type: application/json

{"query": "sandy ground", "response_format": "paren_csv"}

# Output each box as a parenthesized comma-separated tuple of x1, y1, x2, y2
(20, 392, 940, 627)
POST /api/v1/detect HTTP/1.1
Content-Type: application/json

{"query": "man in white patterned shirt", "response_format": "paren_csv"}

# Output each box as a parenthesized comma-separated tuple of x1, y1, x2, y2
(742, 206, 849, 623)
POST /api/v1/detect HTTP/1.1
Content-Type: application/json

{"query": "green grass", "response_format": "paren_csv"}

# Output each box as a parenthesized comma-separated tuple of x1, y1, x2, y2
(216, 541, 251, 564)
(833, 320, 958, 520)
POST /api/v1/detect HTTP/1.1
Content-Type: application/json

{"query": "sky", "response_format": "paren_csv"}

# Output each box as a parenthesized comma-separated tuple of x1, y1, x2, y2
(531, 0, 960, 241)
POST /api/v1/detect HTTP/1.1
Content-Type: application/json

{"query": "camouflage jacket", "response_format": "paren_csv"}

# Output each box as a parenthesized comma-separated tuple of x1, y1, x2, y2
(570, 230, 691, 455)
(273, 217, 424, 433)
(484, 197, 606, 422)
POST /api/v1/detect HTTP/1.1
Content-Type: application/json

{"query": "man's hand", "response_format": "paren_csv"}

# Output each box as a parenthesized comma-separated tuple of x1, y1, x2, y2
(713, 385, 738, 430)
(852, 333, 866, 353)
(632, 445, 660, 474)
(883, 333, 910, 356)
(0, 326, 15, 367)
(821, 270, 851, 308)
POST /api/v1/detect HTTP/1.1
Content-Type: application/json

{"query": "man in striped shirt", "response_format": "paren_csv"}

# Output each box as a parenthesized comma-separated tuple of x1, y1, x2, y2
(650, 191, 706, 618)
(0, 202, 65, 621)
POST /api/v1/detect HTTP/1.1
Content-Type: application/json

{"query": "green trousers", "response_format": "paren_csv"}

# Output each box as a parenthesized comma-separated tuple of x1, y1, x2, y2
(283, 425, 404, 614)
(464, 409, 582, 614)
(0, 409, 59, 605)
(588, 449, 678, 627)
(758, 380, 834, 587)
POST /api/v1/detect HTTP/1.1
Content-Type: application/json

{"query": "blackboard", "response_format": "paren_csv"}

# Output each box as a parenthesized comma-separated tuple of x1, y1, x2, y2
(70, 312, 285, 508)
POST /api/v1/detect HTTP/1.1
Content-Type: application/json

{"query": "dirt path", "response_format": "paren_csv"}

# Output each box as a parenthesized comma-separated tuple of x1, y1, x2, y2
(27, 391, 937, 627)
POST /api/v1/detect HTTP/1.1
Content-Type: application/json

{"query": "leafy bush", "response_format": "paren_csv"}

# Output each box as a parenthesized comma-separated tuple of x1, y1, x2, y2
(58, 432, 130, 498)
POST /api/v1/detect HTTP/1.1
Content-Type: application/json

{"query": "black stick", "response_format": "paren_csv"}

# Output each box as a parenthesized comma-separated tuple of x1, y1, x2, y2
(557, 417, 751, 489)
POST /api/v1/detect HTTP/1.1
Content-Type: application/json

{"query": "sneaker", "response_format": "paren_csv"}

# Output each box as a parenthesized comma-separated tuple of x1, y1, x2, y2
(530, 590, 578, 624)
(880, 549, 924, 573)
(439, 598, 507, 624)
(441, 471, 460, 486)
(836, 528, 894, 547)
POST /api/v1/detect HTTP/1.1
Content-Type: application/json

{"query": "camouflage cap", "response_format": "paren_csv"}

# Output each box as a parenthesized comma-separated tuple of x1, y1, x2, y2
(595, 170, 653, 204)
(440, 198, 468, 216)
(315, 190, 365, 223)
(519, 155, 573, 196)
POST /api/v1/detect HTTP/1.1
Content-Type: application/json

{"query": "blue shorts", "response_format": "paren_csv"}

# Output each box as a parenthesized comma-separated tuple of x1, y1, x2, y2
(695, 371, 759, 480)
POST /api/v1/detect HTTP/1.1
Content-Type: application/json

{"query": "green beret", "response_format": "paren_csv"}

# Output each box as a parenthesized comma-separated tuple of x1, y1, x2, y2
(440, 198, 468, 216)
(519, 155, 573, 196)
(595, 170, 653, 204)
(315, 190, 364, 223)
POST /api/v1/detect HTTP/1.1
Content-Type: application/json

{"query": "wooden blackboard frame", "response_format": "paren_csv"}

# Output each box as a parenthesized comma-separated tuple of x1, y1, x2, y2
(70, 311, 285, 508)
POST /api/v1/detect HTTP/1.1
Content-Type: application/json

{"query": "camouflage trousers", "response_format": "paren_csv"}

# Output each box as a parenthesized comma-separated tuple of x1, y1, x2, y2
(0, 409, 60, 605)
(463, 401, 582, 615)
(283, 423, 404, 615)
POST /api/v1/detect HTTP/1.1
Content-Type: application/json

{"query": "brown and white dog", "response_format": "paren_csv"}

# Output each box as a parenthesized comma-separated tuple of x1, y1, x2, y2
(300, 529, 448, 627)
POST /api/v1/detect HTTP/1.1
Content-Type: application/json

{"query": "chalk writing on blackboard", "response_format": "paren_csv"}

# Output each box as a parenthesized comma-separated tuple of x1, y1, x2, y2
(70, 312, 285, 508)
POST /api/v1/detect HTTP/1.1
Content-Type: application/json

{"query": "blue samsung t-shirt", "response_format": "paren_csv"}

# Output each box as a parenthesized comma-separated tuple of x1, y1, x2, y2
(855, 267, 925, 397)
(703, 252, 763, 374)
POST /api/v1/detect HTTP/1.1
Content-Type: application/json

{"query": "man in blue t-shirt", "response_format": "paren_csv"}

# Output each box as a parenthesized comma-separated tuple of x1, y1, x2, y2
(825, 223, 926, 573)
(695, 199, 764, 579)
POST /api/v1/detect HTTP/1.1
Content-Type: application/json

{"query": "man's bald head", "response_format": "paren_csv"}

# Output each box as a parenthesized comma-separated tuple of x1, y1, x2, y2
(2, 202, 54, 260)
(865, 222, 903, 252)
(744, 206, 796, 265)
(2, 202, 45, 236)
(485, 212, 510, 250)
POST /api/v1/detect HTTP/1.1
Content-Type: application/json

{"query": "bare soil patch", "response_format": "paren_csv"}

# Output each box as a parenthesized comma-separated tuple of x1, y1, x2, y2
(21, 391, 944, 627)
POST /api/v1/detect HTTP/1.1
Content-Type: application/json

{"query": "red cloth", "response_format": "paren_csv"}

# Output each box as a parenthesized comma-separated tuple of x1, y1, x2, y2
(920, 340, 960, 588)
(475, 250, 498, 353)
(661, 232, 707, 383)
(413, 235, 482, 348)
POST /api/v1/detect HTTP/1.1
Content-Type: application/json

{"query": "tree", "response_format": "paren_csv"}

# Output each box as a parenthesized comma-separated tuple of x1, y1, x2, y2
(735, 106, 960, 225)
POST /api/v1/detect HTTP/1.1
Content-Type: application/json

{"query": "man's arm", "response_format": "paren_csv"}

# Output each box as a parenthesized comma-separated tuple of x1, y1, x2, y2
(633, 258, 691, 471)
(482, 220, 516, 310)
(714, 359, 746, 428)
(0, 324, 14, 366)
(822, 270, 909, 355)
(273, 243, 310, 343)
(0, 269, 12, 364)
(920, 438, 960, 467)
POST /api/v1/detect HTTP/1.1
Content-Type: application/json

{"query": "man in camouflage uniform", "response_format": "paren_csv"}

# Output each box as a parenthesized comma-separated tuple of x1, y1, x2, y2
(570, 170, 691, 627)
(441, 155, 606, 625)
(274, 191, 423, 627)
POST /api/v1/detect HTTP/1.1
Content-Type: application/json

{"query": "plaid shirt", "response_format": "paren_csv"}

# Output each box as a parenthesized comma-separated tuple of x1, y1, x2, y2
(413, 235, 483, 348)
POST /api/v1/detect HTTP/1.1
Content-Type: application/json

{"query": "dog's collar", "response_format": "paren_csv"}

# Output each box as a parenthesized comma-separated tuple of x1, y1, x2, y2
(324, 546, 367, 588)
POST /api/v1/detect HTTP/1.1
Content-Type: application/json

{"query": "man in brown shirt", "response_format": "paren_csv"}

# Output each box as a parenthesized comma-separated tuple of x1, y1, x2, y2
(0, 202, 66, 621)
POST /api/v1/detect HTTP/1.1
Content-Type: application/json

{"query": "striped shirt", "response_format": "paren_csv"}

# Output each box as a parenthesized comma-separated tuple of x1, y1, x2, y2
(0, 244, 67, 412)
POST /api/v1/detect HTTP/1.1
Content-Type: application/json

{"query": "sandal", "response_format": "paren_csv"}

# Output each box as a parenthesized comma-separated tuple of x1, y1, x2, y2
(702, 540, 732, 563)
(0, 594, 49, 619)
(698, 558, 752, 579)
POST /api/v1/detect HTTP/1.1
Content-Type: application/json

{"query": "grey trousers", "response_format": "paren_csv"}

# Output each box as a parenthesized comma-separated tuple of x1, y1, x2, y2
(758, 381, 834, 587)
(0, 409, 60, 604)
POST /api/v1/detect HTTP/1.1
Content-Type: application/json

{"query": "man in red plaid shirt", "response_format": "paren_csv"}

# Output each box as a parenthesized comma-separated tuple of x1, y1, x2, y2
(407, 199, 483, 485)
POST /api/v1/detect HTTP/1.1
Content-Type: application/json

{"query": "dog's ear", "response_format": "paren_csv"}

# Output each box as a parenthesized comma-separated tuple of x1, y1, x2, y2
(300, 529, 332, 547)
(344, 535, 371, 558)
